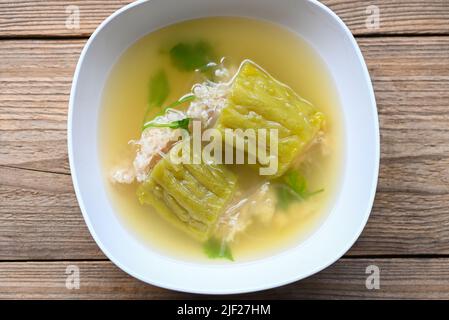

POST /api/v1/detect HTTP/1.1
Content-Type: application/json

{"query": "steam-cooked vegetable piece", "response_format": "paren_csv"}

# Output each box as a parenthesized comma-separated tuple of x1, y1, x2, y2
(216, 60, 325, 178)
(203, 238, 234, 261)
(275, 170, 324, 210)
(137, 141, 237, 241)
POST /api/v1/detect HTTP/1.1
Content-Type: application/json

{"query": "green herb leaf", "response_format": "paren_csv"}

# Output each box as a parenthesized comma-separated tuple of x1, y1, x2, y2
(169, 41, 215, 72)
(148, 70, 170, 107)
(143, 118, 191, 131)
(276, 170, 324, 210)
(276, 184, 303, 210)
(165, 94, 196, 109)
(154, 94, 196, 118)
(142, 70, 170, 124)
(203, 238, 234, 261)
(284, 170, 307, 196)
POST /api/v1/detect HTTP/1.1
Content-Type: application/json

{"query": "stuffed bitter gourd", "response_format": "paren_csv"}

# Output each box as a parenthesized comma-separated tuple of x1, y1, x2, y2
(216, 60, 325, 178)
(137, 141, 237, 241)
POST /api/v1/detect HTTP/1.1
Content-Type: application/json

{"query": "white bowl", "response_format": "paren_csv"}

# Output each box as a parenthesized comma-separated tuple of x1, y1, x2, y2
(68, 0, 379, 294)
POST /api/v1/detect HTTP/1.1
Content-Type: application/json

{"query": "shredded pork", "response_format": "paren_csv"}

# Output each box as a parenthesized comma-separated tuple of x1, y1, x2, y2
(110, 76, 230, 184)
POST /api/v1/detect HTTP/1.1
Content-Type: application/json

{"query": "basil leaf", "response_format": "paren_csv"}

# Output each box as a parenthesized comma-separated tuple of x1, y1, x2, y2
(169, 41, 215, 72)
(203, 238, 234, 261)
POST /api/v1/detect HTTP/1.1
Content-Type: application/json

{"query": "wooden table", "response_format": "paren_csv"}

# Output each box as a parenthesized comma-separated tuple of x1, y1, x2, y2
(1, 0, 449, 299)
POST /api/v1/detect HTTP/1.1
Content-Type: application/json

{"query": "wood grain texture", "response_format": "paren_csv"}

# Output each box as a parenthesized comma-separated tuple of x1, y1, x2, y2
(1, 258, 449, 299)
(0, 166, 104, 260)
(1, 37, 449, 259)
(0, 40, 80, 174)
(1, 0, 449, 300)
(0, 0, 448, 37)
(0, 0, 133, 38)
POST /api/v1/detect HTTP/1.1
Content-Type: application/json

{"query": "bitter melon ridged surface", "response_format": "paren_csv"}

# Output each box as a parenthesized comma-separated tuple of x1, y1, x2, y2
(137, 141, 237, 241)
(216, 60, 325, 178)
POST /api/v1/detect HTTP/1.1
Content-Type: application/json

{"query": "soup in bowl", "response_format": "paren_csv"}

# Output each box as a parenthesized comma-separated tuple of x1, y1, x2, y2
(69, 0, 379, 294)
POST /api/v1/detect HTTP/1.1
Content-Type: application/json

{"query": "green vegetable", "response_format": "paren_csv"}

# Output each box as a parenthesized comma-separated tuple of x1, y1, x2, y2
(203, 238, 234, 261)
(160, 94, 195, 114)
(143, 70, 170, 124)
(276, 170, 323, 210)
(148, 70, 170, 107)
(169, 41, 215, 72)
(137, 142, 238, 241)
(284, 170, 307, 196)
(215, 60, 325, 178)
(165, 94, 195, 109)
(143, 118, 191, 131)
(151, 94, 196, 121)
(276, 184, 302, 210)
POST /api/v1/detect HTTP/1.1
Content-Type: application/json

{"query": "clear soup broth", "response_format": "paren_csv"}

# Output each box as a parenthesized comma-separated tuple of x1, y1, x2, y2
(99, 17, 344, 262)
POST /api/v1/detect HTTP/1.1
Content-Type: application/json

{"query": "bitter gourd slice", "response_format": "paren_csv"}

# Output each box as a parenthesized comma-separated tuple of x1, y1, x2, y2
(216, 60, 325, 178)
(137, 141, 237, 241)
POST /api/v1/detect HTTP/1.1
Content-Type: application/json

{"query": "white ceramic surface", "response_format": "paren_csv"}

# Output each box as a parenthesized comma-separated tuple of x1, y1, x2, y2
(68, 0, 379, 294)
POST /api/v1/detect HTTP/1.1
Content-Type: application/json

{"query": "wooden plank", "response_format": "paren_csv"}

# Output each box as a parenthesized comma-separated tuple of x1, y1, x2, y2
(349, 37, 449, 255)
(0, 40, 81, 174)
(0, 0, 133, 38)
(323, 0, 449, 35)
(1, 37, 448, 174)
(1, 37, 449, 259)
(0, 0, 448, 37)
(0, 166, 104, 260)
(0, 258, 448, 299)
(2, 164, 449, 259)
